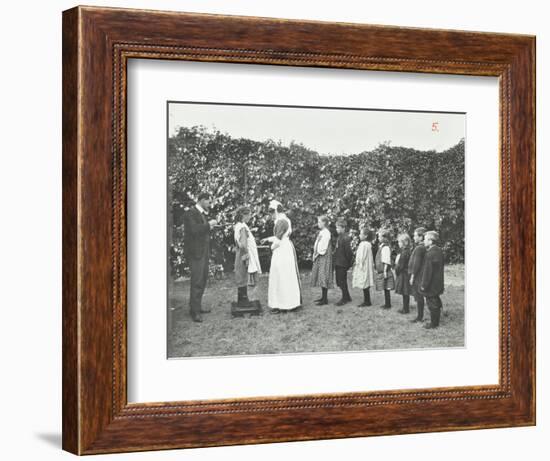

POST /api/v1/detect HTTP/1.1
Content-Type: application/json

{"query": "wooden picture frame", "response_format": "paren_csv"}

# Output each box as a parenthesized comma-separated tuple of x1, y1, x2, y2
(62, 5, 536, 455)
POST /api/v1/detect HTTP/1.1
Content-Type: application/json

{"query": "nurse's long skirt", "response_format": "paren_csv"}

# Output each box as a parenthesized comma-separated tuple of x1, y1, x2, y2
(268, 237, 302, 310)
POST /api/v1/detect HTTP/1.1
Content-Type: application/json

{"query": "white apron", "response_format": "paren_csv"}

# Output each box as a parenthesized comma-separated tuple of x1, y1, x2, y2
(267, 214, 301, 310)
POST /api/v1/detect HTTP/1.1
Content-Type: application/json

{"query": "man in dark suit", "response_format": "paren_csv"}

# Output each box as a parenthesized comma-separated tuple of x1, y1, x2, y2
(183, 192, 217, 323)
(420, 231, 445, 329)
(333, 218, 354, 306)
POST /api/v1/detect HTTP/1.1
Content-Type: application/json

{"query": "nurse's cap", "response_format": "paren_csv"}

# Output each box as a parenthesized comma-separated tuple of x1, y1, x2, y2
(268, 199, 282, 211)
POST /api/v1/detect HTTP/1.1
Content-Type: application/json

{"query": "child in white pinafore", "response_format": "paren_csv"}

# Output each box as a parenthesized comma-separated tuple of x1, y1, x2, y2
(352, 228, 375, 307)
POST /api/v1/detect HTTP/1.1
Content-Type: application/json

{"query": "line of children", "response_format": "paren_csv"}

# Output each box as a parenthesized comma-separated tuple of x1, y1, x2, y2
(308, 216, 445, 328)
(373, 227, 445, 327)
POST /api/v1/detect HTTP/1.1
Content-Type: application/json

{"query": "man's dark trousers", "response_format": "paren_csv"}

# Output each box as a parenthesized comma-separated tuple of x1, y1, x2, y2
(189, 253, 209, 316)
(183, 206, 212, 316)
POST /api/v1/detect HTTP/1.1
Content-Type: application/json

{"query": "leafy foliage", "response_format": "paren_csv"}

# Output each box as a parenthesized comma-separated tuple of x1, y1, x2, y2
(168, 126, 464, 278)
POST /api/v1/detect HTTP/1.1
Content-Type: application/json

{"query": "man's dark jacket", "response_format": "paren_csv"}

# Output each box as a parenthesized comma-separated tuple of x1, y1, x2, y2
(183, 206, 211, 260)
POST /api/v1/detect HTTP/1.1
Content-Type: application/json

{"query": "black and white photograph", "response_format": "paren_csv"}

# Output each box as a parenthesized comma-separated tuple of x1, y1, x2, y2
(167, 102, 465, 358)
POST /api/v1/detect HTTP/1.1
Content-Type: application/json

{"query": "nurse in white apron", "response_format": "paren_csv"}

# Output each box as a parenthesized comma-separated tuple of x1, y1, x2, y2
(262, 200, 302, 312)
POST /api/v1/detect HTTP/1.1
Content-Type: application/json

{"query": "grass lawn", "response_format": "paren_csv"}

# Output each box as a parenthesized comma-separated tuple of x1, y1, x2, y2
(168, 264, 465, 358)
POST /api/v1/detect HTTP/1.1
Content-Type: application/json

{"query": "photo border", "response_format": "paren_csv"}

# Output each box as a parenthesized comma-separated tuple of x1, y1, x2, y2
(165, 99, 467, 360)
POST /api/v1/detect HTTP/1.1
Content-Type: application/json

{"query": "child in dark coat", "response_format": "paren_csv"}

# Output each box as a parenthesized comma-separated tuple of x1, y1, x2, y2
(395, 233, 413, 314)
(420, 230, 445, 329)
(333, 218, 354, 306)
(408, 227, 427, 322)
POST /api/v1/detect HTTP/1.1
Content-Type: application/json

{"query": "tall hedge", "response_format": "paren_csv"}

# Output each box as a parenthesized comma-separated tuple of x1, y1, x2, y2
(168, 126, 464, 278)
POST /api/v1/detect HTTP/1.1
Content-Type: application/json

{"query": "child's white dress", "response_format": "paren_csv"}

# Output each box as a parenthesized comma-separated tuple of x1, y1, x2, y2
(352, 241, 375, 289)
(233, 222, 262, 286)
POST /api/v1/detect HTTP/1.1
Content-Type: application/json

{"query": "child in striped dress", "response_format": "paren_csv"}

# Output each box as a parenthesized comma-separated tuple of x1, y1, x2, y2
(311, 216, 333, 305)
(375, 229, 395, 309)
